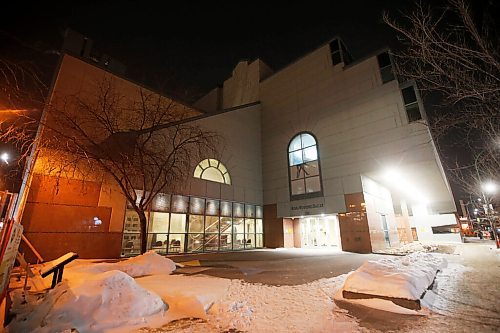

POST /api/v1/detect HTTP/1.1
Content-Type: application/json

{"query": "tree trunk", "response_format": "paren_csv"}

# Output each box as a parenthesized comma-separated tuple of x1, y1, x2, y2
(137, 209, 148, 254)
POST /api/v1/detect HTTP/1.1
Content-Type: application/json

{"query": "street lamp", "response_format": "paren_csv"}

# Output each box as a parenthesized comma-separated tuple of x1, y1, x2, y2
(0, 153, 8, 164)
(482, 182, 497, 195)
(481, 181, 499, 248)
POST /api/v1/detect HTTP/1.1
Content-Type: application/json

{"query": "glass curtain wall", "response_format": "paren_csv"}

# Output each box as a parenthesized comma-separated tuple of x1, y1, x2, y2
(121, 194, 263, 256)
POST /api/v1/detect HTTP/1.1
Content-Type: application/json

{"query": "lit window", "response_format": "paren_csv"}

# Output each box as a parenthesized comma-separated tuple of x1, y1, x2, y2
(288, 133, 322, 199)
(401, 86, 422, 122)
(194, 159, 231, 184)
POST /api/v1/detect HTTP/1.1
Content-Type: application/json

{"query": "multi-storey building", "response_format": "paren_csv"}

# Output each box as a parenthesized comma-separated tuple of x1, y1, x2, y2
(19, 36, 459, 260)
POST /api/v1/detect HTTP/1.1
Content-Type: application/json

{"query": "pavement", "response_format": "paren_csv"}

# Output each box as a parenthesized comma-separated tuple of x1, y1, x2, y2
(167, 247, 387, 285)
(166, 242, 500, 332)
(340, 241, 500, 333)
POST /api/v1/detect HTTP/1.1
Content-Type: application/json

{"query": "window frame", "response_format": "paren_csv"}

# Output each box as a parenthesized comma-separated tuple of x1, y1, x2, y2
(193, 158, 231, 184)
(377, 51, 395, 84)
(400, 83, 425, 123)
(287, 132, 324, 201)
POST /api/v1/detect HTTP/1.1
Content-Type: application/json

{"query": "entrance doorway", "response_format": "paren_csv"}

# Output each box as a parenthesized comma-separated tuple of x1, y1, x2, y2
(299, 215, 340, 247)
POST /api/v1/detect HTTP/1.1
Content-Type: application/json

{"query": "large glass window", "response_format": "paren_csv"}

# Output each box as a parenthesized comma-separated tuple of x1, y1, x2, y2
(204, 216, 220, 251)
(288, 133, 322, 199)
(245, 219, 255, 249)
(121, 210, 142, 256)
(220, 217, 233, 250)
(232, 218, 245, 249)
(169, 213, 186, 253)
(256, 219, 263, 248)
(121, 197, 264, 256)
(187, 215, 204, 252)
(193, 159, 231, 184)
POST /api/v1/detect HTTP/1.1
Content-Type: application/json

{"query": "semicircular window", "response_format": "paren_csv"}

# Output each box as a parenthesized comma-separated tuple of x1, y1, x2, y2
(194, 159, 231, 185)
(288, 132, 322, 199)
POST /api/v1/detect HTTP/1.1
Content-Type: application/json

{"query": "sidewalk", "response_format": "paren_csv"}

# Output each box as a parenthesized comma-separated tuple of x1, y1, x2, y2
(167, 248, 385, 285)
(357, 242, 500, 332)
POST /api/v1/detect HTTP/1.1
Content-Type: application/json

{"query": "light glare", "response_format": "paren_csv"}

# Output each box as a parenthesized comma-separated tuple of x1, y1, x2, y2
(1, 153, 8, 164)
(482, 182, 497, 194)
(383, 167, 428, 204)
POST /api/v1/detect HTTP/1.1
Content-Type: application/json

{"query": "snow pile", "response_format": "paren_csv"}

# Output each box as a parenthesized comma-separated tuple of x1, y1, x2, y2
(8, 251, 178, 333)
(342, 252, 446, 300)
(373, 242, 438, 255)
(65, 250, 176, 278)
(8, 270, 166, 333)
(136, 274, 231, 320)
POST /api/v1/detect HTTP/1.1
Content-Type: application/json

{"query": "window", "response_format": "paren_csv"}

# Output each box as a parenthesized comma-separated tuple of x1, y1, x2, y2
(288, 133, 322, 199)
(194, 159, 231, 184)
(401, 86, 422, 122)
(329, 39, 352, 66)
(377, 52, 395, 83)
(329, 39, 342, 65)
(121, 194, 264, 256)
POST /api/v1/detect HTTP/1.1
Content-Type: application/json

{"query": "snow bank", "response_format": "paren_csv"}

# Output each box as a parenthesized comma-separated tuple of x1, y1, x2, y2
(8, 270, 166, 333)
(65, 250, 176, 279)
(8, 251, 178, 333)
(342, 252, 446, 300)
(136, 274, 231, 320)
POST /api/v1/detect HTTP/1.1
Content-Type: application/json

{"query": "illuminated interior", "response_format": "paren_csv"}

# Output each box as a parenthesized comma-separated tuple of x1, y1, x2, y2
(288, 133, 322, 198)
(193, 158, 231, 184)
(121, 194, 263, 255)
(299, 215, 340, 247)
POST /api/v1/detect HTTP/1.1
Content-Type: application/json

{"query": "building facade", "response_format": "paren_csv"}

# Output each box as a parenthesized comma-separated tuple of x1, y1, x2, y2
(19, 37, 459, 261)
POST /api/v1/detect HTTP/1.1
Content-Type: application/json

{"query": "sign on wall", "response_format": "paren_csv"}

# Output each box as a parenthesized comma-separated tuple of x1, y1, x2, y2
(279, 197, 326, 217)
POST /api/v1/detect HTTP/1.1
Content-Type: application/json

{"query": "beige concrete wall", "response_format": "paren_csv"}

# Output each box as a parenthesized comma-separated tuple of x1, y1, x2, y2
(197, 59, 273, 113)
(189, 103, 263, 205)
(259, 43, 455, 218)
(222, 60, 261, 109)
(194, 87, 220, 112)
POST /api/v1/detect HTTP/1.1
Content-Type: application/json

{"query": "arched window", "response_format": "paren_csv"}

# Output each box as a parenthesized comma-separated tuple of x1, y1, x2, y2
(288, 132, 322, 199)
(194, 159, 231, 185)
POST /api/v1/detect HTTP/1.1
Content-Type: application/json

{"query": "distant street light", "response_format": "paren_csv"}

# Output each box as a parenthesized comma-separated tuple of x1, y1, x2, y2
(480, 181, 499, 248)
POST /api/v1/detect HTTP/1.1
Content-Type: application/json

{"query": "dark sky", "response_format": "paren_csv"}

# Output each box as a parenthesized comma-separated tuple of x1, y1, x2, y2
(2, 1, 415, 99)
(3, 0, 475, 202)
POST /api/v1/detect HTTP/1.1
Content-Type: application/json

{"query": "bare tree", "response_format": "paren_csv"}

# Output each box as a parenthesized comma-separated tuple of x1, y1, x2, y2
(0, 50, 47, 193)
(12, 78, 218, 254)
(384, 0, 499, 198)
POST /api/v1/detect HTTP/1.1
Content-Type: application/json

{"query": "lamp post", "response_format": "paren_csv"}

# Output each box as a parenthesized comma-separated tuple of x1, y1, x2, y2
(481, 181, 499, 248)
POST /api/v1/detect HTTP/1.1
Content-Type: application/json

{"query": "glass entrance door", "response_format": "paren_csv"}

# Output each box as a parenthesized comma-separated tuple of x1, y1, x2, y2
(299, 216, 339, 247)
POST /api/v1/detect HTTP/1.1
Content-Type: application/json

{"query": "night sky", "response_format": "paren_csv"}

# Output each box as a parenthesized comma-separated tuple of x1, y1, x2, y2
(2, 1, 418, 99)
(2, 0, 473, 200)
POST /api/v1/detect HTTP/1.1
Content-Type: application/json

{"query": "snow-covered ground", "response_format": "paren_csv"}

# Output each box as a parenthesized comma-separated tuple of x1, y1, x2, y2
(6, 244, 499, 333)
